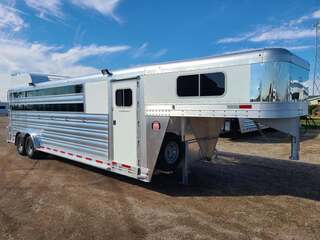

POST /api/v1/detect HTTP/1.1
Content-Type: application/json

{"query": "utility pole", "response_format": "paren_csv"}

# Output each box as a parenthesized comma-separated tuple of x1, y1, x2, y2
(313, 21, 320, 96)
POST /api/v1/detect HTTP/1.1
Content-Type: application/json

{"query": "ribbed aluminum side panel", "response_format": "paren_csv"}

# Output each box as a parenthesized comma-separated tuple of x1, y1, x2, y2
(10, 112, 109, 159)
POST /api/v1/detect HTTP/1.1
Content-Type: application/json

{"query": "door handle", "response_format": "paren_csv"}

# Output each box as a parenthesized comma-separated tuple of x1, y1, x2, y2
(113, 120, 116, 125)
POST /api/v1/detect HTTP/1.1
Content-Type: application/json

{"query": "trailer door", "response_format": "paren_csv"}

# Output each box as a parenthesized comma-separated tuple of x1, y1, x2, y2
(112, 79, 138, 168)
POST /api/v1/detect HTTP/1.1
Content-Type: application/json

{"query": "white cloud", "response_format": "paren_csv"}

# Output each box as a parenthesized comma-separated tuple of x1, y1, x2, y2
(250, 27, 315, 42)
(152, 48, 168, 58)
(289, 9, 320, 25)
(0, 3, 26, 32)
(51, 44, 130, 65)
(217, 9, 319, 44)
(313, 9, 320, 18)
(217, 32, 257, 44)
(285, 45, 314, 51)
(22, 0, 123, 22)
(71, 0, 122, 22)
(0, 37, 130, 76)
(24, 0, 63, 20)
(132, 42, 168, 59)
(132, 42, 148, 59)
(218, 26, 315, 44)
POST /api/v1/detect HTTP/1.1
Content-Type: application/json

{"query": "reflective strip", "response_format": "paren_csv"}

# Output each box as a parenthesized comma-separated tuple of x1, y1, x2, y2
(40, 146, 110, 168)
(122, 164, 131, 169)
(239, 104, 252, 109)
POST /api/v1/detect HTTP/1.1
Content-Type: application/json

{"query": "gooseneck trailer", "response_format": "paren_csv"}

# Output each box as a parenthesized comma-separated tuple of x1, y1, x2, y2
(7, 48, 309, 183)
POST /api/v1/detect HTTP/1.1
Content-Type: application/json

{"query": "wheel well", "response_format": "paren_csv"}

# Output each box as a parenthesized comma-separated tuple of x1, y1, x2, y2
(164, 132, 180, 139)
(155, 132, 184, 171)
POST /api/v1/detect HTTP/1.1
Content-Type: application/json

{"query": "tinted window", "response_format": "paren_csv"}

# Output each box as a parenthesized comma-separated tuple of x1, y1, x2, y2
(10, 103, 84, 112)
(177, 75, 199, 96)
(115, 89, 132, 107)
(200, 73, 225, 96)
(116, 90, 123, 106)
(124, 89, 132, 106)
(12, 85, 83, 99)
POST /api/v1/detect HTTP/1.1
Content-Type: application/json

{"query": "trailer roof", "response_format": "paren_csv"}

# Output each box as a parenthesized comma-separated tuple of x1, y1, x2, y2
(9, 48, 310, 91)
(113, 48, 309, 77)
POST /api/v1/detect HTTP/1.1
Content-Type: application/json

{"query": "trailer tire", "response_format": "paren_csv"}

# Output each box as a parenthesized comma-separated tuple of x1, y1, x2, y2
(25, 136, 39, 159)
(157, 133, 184, 171)
(16, 134, 26, 156)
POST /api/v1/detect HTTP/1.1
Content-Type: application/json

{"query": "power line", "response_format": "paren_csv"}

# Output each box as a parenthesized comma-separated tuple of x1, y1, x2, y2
(313, 21, 320, 96)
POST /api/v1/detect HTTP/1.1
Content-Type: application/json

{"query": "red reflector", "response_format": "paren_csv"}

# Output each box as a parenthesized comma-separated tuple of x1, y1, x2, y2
(68, 153, 73, 156)
(85, 157, 92, 161)
(152, 121, 161, 130)
(239, 104, 252, 109)
(76, 155, 82, 158)
(122, 164, 131, 169)
(96, 160, 103, 164)
(60, 151, 65, 154)
(112, 161, 117, 165)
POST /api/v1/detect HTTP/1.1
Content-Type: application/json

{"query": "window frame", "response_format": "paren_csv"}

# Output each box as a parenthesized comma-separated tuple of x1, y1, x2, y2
(11, 84, 84, 99)
(176, 72, 226, 97)
(10, 103, 84, 112)
(115, 88, 133, 107)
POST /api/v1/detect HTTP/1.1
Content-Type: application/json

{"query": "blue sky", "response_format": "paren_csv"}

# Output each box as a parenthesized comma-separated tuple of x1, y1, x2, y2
(0, 0, 319, 78)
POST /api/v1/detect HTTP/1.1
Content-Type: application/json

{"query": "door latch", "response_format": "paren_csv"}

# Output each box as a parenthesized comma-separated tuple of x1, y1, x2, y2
(113, 120, 116, 125)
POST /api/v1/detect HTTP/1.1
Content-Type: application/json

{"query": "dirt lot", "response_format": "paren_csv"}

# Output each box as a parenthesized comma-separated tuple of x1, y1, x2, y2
(0, 118, 320, 240)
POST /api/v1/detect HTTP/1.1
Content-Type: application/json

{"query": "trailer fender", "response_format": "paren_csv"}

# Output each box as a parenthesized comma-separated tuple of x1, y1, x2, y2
(145, 116, 170, 180)
(15, 128, 42, 149)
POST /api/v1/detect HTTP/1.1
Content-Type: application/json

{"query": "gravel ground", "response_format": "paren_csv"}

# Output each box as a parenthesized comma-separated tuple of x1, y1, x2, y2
(0, 117, 320, 240)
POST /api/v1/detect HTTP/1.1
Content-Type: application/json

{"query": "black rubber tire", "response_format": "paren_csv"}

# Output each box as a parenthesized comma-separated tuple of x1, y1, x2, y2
(16, 134, 26, 156)
(25, 136, 39, 159)
(157, 133, 184, 171)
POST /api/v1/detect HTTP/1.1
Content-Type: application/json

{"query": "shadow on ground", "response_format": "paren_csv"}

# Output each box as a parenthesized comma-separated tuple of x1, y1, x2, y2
(45, 151, 320, 201)
(220, 128, 320, 144)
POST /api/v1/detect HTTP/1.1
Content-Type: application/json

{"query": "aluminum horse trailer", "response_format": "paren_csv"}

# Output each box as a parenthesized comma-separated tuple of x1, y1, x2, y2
(7, 48, 309, 183)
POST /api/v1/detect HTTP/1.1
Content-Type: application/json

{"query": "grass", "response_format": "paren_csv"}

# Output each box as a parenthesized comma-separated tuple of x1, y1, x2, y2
(301, 117, 320, 129)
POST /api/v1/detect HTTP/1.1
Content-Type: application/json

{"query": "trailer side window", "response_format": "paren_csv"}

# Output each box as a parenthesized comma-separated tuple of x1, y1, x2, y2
(200, 73, 225, 96)
(115, 89, 132, 107)
(116, 90, 124, 106)
(12, 84, 83, 99)
(177, 72, 225, 97)
(10, 103, 84, 112)
(177, 75, 199, 96)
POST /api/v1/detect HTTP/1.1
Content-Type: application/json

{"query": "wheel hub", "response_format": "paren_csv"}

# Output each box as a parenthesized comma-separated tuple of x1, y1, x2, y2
(164, 141, 179, 164)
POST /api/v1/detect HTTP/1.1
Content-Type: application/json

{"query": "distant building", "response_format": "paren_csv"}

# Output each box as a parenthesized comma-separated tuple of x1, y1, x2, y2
(308, 95, 320, 116)
(308, 95, 320, 106)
